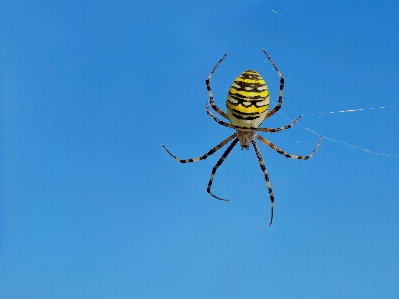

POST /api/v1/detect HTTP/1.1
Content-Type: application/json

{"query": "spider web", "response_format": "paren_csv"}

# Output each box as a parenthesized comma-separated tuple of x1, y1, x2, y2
(279, 110, 399, 159)
(265, 7, 398, 159)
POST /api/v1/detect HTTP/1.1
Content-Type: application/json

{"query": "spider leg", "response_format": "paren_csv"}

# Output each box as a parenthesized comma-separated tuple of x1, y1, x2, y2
(206, 101, 237, 129)
(162, 133, 236, 163)
(207, 138, 239, 201)
(262, 49, 285, 119)
(252, 139, 275, 226)
(206, 54, 230, 120)
(256, 134, 322, 160)
(257, 115, 302, 133)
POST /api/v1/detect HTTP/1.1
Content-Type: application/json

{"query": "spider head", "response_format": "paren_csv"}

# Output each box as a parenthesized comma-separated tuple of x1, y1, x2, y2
(236, 130, 256, 150)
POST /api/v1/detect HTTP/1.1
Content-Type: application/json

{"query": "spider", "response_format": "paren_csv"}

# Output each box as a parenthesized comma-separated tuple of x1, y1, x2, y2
(162, 49, 322, 226)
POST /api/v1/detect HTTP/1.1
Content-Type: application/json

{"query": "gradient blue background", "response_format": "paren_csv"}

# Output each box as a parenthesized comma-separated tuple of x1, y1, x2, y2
(1, 1, 399, 298)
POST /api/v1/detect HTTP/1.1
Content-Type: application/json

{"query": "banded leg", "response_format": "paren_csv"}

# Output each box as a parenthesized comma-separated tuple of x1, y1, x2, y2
(252, 139, 275, 226)
(206, 54, 230, 120)
(207, 138, 239, 201)
(162, 133, 236, 163)
(257, 115, 302, 133)
(263, 49, 285, 119)
(256, 135, 322, 160)
(206, 101, 236, 129)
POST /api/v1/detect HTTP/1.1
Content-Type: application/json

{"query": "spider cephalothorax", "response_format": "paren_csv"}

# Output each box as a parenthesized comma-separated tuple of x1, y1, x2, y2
(163, 50, 322, 226)
(236, 130, 256, 150)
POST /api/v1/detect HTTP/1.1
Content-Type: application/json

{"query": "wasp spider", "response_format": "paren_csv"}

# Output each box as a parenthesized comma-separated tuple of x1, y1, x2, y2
(163, 50, 322, 226)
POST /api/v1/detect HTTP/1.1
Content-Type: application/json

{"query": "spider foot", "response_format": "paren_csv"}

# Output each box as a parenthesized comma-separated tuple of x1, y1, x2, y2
(208, 190, 229, 202)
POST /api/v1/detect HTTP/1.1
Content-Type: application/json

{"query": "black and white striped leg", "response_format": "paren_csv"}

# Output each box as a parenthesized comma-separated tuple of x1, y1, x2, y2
(207, 138, 239, 201)
(263, 49, 285, 119)
(252, 139, 275, 226)
(206, 101, 237, 129)
(206, 54, 230, 120)
(162, 133, 236, 163)
(257, 115, 302, 133)
(256, 134, 322, 160)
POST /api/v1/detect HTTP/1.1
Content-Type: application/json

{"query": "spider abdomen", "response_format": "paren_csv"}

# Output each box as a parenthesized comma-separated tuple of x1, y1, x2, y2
(226, 70, 270, 129)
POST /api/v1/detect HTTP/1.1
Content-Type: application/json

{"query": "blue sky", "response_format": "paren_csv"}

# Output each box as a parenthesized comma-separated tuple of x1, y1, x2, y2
(1, 1, 399, 298)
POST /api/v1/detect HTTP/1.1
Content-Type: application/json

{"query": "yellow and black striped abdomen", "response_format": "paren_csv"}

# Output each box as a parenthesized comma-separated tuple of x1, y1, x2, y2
(226, 70, 270, 129)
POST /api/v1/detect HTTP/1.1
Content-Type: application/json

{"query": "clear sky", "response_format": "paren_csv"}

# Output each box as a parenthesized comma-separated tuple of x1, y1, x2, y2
(1, 1, 399, 298)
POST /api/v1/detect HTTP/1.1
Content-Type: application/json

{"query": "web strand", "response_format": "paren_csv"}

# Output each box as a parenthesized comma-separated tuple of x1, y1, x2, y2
(266, 8, 319, 38)
(301, 105, 395, 116)
(273, 104, 398, 158)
